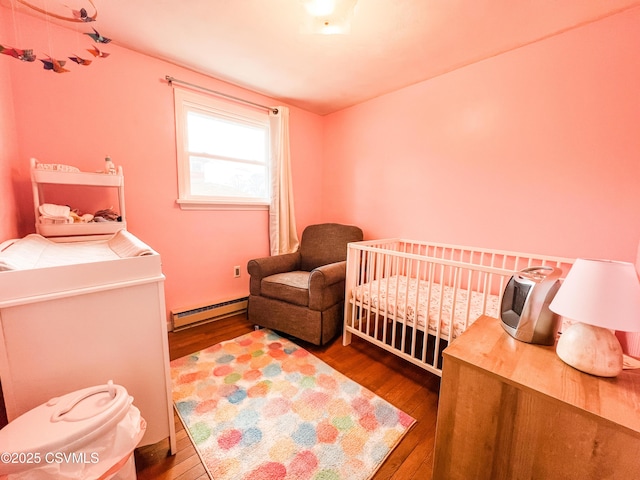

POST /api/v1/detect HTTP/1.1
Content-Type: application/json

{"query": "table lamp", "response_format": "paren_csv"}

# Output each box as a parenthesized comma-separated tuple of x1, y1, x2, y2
(549, 258, 640, 377)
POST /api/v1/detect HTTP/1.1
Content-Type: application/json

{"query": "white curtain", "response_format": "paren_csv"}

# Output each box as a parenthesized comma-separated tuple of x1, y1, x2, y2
(269, 106, 299, 255)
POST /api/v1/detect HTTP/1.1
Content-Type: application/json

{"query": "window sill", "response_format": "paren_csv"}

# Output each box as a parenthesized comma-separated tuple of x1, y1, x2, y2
(176, 199, 269, 211)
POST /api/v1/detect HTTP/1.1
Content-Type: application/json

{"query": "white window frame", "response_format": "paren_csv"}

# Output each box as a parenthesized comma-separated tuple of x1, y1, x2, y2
(173, 88, 271, 210)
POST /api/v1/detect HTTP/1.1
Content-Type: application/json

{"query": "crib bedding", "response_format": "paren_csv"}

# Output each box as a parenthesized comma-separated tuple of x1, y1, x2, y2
(351, 274, 500, 339)
(0, 229, 153, 271)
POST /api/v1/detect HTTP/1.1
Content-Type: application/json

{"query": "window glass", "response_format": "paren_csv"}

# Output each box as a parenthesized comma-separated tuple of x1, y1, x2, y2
(174, 89, 270, 210)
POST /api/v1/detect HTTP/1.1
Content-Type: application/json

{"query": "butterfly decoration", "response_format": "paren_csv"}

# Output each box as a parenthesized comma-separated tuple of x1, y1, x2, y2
(87, 46, 110, 58)
(0, 45, 36, 62)
(69, 7, 95, 22)
(69, 55, 92, 66)
(40, 56, 70, 73)
(85, 27, 111, 44)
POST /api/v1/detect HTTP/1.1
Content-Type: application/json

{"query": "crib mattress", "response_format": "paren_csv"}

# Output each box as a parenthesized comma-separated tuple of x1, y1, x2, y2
(351, 274, 499, 338)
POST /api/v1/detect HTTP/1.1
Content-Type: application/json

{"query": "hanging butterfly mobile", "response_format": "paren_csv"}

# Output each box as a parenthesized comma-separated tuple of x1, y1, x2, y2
(2, 0, 111, 72)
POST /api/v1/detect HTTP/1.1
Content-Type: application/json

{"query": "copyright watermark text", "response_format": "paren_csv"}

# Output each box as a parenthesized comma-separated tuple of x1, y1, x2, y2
(1, 451, 100, 465)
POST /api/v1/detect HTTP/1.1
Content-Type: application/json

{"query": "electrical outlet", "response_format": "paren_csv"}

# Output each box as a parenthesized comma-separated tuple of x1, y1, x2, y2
(234, 266, 241, 278)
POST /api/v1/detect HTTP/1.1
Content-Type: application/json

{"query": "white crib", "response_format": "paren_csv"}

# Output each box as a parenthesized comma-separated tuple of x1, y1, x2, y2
(343, 239, 574, 377)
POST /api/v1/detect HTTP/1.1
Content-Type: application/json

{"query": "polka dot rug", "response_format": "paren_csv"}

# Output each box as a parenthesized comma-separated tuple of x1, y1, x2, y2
(171, 328, 416, 480)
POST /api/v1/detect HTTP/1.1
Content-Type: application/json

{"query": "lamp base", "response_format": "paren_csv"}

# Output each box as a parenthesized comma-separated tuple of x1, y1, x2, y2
(556, 322, 623, 377)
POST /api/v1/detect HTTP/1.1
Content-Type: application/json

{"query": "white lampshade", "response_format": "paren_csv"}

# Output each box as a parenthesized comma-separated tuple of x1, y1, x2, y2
(549, 258, 640, 377)
(549, 259, 640, 332)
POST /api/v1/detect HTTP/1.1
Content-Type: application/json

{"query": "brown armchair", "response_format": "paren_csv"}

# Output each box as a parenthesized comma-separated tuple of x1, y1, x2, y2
(247, 223, 363, 345)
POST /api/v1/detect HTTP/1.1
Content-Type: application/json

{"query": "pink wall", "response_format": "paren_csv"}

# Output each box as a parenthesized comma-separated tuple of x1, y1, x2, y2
(0, 11, 20, 241)
(323, 7, 640, 263)
(2, 10, 324, 315)
(3, 6, 639, 323)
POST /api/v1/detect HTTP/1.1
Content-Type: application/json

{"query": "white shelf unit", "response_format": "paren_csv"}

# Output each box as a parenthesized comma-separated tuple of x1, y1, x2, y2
(30, 158, 127, 239)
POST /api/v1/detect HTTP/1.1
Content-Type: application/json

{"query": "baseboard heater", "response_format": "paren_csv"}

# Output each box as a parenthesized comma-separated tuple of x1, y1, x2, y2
(171, 296, 248, 330)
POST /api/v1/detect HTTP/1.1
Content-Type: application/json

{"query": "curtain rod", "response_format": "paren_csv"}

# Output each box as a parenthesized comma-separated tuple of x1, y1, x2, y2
(165, 75, 278, 115)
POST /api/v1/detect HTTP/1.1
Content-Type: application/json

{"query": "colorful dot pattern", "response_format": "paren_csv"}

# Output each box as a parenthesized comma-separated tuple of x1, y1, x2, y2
(171, 329, 416, 480)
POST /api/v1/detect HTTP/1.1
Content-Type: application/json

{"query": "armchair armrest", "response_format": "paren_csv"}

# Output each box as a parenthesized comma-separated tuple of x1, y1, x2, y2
(308, 261, 347, 310)
(247, 252, 301, 295)
(310, 261, 346, 286)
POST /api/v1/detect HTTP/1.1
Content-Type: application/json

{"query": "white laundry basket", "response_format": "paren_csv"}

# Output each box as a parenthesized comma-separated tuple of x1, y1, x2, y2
(0, 381, 146, 480)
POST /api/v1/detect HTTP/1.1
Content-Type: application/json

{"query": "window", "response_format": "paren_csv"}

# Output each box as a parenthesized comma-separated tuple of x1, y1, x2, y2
(173, 88, 271, 210)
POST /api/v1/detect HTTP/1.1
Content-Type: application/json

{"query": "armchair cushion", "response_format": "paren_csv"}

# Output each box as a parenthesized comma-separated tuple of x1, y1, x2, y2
(262, 271, 310, 307)
(261, 261, 348, 310)
(247, 252, 301, 296)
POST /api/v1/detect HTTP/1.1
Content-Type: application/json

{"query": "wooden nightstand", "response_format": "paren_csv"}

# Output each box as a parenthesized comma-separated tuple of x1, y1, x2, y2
(433, 315, 640, 480)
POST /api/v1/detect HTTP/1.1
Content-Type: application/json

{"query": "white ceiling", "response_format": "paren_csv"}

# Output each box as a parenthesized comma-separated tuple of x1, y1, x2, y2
(6, 0, 640, 115)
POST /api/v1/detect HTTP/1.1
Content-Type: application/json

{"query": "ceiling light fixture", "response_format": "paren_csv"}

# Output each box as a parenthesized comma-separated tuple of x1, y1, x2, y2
(303, 0, 337, 17)
(300, 0, 358, 35)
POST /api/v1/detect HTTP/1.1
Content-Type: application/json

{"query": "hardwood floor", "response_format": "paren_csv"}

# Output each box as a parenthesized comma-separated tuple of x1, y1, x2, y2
(135, 313, 442, 479)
